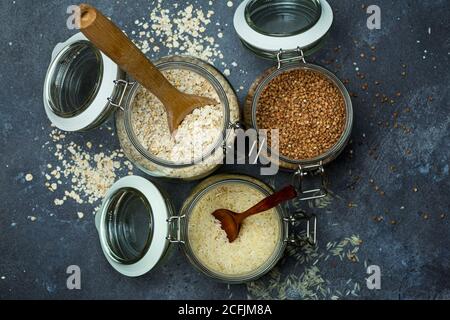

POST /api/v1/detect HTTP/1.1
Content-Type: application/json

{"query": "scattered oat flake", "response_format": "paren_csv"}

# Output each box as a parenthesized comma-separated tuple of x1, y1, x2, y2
(44, 128, 133, 210)
(25, 174, 33, 182)
(131, 2, 222, 63)
(77, 212, 85, 219)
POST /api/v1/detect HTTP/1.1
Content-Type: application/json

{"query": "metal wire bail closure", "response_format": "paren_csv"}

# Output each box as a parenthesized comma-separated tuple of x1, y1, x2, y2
(166, 215, 185, 244)
(284, 209, 317, 246)
(292, 161, 328, 201)
(107, 79, 133, 111)
(222, 121, 243, 154)
(277, 47, 306, 69)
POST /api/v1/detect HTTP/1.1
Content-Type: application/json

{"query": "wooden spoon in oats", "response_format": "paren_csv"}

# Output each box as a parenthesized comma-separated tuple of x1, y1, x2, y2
(78, 4, 217, 133)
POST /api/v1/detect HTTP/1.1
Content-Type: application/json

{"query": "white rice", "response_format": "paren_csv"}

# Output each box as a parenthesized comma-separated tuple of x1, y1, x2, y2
(188, 182, 281, 276)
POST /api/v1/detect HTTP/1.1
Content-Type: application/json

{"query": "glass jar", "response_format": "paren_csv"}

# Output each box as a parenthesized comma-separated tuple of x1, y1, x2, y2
(235, 0, 353, 201)
(43, 33, 240, 180)
(243, 62, 353, 188)
(179, 173, 316, 283)
(115, 56, 240, 180)
(95, 174, 316, 282)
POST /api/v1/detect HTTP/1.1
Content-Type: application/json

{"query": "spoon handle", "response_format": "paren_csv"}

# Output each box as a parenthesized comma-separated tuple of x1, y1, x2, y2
(237, 185, 298, 222)
(78, 4, 178, 105)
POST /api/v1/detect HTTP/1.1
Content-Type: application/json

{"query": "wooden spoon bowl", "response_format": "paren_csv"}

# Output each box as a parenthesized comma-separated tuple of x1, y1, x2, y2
(212, 185, 298, 242)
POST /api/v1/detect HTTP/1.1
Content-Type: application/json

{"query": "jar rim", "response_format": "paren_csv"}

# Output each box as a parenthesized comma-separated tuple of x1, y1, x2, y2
(180, 174, 287, 283)
(251, 63, 353, 166)
(123, 56, 232, 169)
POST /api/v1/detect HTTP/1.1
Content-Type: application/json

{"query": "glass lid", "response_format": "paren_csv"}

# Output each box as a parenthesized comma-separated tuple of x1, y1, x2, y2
(234, 0, 333, 57)
(96, 176, 171, 277)
(104, 188, 154, 265)
(48, 41, 103, 118)
(245, 0, 322, 36)
(43, 33, 120, 132)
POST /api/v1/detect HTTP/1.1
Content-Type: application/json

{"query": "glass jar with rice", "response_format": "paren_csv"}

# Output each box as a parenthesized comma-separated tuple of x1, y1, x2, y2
(179, 174, 316, 283)
(94, 173, 316, 282)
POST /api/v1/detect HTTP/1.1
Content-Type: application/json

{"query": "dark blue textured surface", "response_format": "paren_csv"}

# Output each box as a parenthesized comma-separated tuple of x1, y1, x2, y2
(0, 0, 449, 299)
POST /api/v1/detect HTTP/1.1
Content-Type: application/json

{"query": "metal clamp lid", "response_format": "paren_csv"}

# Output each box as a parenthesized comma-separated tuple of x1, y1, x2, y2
(234, 0, 333, 55)
(96, 176, 171, 277)
(43, 33, 122, 132)
(107, 79, 134, 111)
(166, 215, 185, 244)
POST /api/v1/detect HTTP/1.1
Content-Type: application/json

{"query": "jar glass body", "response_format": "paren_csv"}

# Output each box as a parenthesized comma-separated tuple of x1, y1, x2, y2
(179, 173, 288, 284)
(116, 55, 240, 180)
(244, 62, 353, 171)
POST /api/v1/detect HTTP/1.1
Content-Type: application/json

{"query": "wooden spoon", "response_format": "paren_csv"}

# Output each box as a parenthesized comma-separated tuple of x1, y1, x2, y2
(212, 185, 298, 243)
(78, 4, 217, 133)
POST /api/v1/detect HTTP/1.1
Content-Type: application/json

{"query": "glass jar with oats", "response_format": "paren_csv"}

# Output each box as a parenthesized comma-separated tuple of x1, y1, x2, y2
(235, 0, 353, 200)
(43, 33, 240, 181)
(116, 56, 240, 180)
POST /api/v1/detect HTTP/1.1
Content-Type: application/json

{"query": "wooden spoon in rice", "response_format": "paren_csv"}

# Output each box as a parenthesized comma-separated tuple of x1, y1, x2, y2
(212, 185, 298, 243)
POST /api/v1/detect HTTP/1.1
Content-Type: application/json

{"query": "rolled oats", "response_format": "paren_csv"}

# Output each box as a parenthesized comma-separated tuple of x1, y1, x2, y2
(131, 69, 223, 164)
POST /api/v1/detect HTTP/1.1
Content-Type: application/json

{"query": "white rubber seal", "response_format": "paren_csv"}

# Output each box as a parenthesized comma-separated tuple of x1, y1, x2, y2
(43, 33, 119, 132)
(96, 176, 170, 277)
(234, 0, 333, 52)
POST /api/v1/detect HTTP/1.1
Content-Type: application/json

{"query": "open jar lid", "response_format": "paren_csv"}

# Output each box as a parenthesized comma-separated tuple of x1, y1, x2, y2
(43, 33, 121, 131)
(95, 176, 171, 277)
(234, 0, 333, 59)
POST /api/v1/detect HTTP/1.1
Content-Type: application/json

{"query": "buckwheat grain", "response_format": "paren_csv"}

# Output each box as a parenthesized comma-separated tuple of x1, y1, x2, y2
(256, 69, 346, 160)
